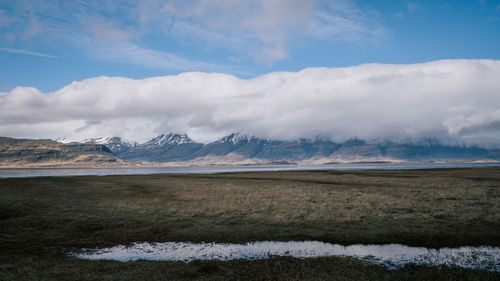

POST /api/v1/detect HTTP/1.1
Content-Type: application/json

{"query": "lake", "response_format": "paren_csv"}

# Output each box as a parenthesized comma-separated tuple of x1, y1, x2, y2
(0, 162, 499, 178)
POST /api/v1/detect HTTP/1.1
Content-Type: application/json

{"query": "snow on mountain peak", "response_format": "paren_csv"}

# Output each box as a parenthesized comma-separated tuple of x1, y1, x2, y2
(83, 137, 135, 147)
(216, 133, 254, 145)
(84, 137, 109, 145)
(146, 133, 194, 146)
(55, 137, 76, 143)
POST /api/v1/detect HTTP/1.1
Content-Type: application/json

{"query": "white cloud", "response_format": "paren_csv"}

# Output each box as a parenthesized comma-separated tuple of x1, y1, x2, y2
(159, 0, 384, 64)
(310, 1, 384, 42)
(79, 17, 133, 43)
(84, 41, 225, 72)
(1, 59, 499, 147)
(0, 47, 57, 58)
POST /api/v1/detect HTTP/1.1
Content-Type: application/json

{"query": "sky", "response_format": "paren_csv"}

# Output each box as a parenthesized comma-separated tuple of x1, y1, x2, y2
(0, 0, 500, 145)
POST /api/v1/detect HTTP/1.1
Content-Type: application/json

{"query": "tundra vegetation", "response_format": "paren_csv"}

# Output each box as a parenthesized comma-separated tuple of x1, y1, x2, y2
(0, 168, 499, 280)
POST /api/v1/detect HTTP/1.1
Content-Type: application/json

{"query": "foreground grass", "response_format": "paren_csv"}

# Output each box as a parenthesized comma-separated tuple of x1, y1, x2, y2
(1, 255, 498, 281)
(0, 167, 499, 280)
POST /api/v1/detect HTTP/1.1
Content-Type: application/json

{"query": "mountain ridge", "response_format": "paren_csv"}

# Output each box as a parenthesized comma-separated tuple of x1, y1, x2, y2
(80, 133, 500, 164)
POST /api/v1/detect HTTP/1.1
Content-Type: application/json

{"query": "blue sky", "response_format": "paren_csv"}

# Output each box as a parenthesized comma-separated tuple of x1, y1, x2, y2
(1, 0, 499, 93)
(1, 1, 500, 145)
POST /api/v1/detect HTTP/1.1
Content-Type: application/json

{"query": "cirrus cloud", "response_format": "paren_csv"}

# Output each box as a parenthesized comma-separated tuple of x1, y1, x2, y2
(1, 0, 385, 69)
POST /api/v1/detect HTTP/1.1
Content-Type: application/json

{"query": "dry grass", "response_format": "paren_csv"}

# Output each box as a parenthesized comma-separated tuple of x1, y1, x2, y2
(0, 167, 499, 280)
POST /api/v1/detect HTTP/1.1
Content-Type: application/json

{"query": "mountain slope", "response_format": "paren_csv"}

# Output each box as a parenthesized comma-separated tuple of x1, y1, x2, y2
(0, 137, 123, 167)
(116, 133, 203, 162)
(83, 133, 500, 164)
(85, 137, 136, 154)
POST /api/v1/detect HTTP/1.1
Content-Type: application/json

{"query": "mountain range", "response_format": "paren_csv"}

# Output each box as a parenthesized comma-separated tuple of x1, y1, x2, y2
(82, 133, 500, 164)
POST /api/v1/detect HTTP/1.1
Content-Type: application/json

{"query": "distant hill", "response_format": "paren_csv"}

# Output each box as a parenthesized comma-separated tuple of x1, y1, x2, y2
(83, 133, 500, 164)
(0, 137, 124, 167)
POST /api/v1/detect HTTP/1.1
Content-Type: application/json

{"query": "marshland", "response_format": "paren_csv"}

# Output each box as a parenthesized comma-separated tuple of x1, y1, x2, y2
(1, 167, 499, 280)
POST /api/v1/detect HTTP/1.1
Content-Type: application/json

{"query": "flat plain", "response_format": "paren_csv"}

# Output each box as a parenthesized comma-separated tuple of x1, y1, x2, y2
(0, 167, 499, 280)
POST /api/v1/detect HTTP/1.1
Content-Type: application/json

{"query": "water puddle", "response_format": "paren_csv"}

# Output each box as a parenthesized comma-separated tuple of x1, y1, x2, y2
(72, 241, 500, 271)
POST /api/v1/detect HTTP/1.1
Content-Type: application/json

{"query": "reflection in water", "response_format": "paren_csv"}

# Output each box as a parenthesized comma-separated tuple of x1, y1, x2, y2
(73, 241, 500, 272)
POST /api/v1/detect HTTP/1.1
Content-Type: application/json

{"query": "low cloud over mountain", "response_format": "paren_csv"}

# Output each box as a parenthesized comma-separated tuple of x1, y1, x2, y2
(1, 59, 499, 147)
(84, 133, 500, 164)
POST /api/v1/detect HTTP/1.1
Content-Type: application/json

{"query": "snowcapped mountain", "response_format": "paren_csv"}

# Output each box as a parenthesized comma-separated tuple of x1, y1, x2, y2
(84, 137, 136, 154)
(54, 137, 75, 144)
(115, 133, 203, 162)
(144, 133, 194, 146)
(214, 133, 254, 145)
(84, 137, 110, 145)
(67, 132, 500, 164)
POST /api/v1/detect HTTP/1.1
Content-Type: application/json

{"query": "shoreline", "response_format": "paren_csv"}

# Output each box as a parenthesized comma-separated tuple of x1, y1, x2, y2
(0, 159, 499, 169)
(1, 162, 500, 179)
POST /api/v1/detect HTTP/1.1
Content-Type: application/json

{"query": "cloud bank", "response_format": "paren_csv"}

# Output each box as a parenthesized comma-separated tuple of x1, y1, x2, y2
(1, 59, 500, 147)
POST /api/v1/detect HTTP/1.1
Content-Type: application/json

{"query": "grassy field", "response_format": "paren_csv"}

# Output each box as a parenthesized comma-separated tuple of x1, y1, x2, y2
(0, 167, 499, 280)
